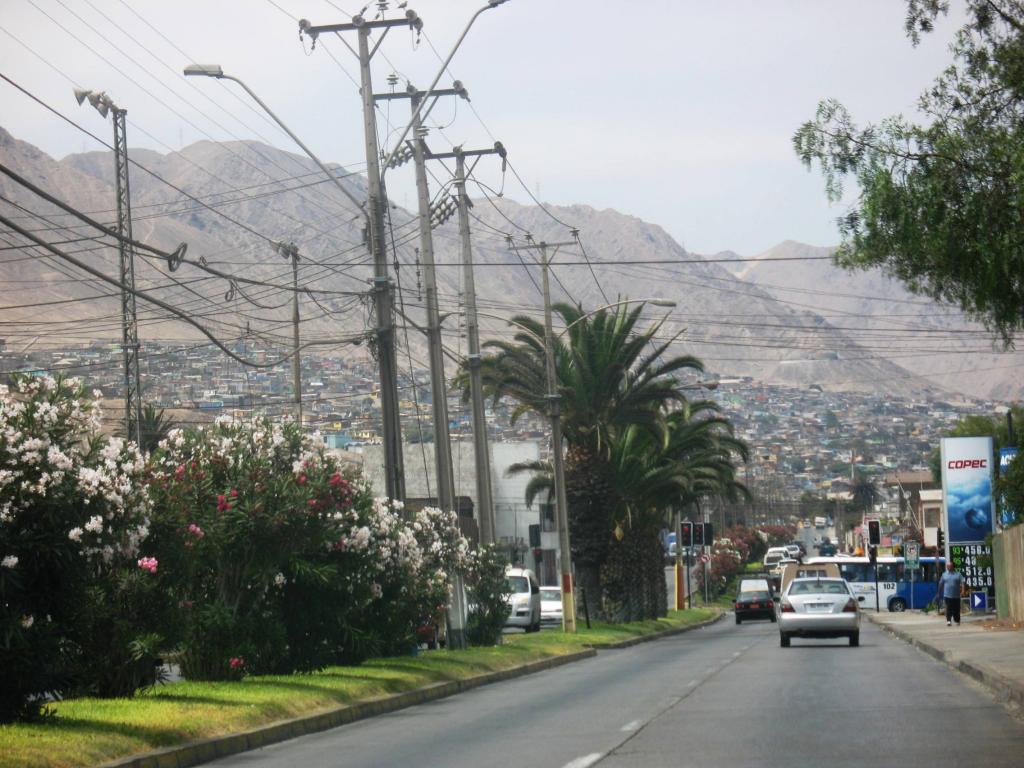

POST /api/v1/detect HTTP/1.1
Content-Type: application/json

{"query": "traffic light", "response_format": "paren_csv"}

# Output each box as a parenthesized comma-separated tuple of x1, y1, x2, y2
(937, 528, 945, 549)
(693, 522, 704, 547)
(704, 522, 714, 544)
(867, 519, 880, 546)
(680, 521, 693, 548)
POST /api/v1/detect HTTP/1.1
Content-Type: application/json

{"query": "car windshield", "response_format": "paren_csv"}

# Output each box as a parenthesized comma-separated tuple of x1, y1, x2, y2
(739, 591, 771, 601)
(789, 580, 848, 595)
(506, 576, 529, 593)
(540, 589, 560, 601)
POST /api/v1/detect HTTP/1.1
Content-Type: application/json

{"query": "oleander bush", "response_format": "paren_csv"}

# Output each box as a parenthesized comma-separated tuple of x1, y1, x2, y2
(2, 381, 504, 721)
(0, 375, 160, 722)
(147, 418, 471, 678)
(465, 544, 512, 645)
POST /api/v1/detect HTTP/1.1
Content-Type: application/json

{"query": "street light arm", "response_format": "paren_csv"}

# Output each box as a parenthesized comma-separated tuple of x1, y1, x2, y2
(184, 67, 365, 214)
(476, 298, 675, 340)
(380, 1, 507, 179)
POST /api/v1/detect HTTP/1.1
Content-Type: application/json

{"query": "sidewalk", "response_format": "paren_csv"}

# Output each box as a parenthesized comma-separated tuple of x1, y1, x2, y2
(868, 610, 1024, 708)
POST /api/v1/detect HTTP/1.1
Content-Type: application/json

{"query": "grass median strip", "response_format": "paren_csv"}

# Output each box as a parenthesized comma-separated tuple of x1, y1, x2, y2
(1, 608, 717, 768)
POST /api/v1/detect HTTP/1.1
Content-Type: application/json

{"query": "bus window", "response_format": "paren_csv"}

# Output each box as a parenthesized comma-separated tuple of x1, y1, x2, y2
(876, 563, 901, 582)
(839, 563, 869, 582)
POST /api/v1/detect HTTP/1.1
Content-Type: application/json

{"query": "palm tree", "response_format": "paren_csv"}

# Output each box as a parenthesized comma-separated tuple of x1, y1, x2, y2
(467, 301, 704, 619)
(119, 404, 177, 454)
(602, 402, 749, 619)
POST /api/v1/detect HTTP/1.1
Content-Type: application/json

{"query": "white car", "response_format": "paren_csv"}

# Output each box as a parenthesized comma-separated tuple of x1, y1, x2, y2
(778, 577, 861, 647)
(763, 547, 790, 569)
(539, 585, 563, 626)
(505, 567, 542, 632)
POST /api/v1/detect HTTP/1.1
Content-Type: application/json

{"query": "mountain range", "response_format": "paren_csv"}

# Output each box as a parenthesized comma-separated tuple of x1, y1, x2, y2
(1, 125, 1020, 402)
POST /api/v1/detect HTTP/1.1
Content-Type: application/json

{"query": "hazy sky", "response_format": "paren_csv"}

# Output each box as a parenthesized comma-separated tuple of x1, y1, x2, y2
(0, 0, 964, 256)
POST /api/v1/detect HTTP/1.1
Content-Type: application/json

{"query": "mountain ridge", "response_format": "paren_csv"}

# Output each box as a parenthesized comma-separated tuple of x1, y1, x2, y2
(1, 127, 998, 399)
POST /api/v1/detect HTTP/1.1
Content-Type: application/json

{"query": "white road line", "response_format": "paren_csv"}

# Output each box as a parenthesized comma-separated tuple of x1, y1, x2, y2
(621, 720, 641, 732)
(562, 753, 603, 768)
(686, 679, 698, 686)
(732, 651, 742, 657)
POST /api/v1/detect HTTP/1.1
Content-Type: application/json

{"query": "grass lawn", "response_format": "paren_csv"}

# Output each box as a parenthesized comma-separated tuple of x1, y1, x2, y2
(1, 608, 718, 768)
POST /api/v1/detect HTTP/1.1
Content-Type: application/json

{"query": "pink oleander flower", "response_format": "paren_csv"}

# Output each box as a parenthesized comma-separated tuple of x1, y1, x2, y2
(216, 494, 231, 512)
(137, 556, 158, 573)
(297, 474, 307, 486)
(229, 488, 238, 498)
(229, 656, 245, 670)
(187, 523, 204, 539)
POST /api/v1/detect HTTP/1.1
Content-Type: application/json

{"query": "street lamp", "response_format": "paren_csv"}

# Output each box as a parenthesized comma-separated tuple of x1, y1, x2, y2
(376, 0, 512, 180)
(183, 65, 365, 214)
(185, 65, 370, 429)
(477, 298, 677, 340)
(476, 297, 676, 632)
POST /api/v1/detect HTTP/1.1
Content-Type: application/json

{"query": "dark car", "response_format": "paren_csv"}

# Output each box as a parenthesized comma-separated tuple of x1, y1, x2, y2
(735, 580, 777, 624)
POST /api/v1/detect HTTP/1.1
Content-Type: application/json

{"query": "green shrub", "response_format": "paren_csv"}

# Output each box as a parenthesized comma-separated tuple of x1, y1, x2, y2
(148, 419, 470, 678)
(0, 375, 158, 721)
(466, 545, 512, 645)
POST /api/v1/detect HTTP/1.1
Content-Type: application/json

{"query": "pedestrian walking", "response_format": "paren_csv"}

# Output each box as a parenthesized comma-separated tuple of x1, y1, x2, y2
(936, 561, 964, 626)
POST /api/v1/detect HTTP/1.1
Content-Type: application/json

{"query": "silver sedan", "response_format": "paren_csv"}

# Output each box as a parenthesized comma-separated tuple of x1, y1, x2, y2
(778, 577, 861, 647)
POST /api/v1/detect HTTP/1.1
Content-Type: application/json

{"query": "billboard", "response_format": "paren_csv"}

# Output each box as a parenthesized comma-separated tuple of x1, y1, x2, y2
(940, 436, 996, 546)
(1000, 446, 1019, 526)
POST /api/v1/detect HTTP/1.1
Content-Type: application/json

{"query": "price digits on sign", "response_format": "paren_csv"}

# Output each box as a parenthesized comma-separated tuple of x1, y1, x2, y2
(949, 544, 994, 590)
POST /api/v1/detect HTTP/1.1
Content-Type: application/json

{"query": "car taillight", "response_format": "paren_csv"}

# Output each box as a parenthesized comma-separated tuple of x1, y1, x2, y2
(843, 598, 857, 613)
(767, 600, 774, 609)
(735, 602, 742, 610)
(780, 601, 795, 613)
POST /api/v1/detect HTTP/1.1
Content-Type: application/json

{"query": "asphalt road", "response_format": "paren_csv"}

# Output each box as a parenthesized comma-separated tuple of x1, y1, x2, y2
(208, 616, 1024, 768)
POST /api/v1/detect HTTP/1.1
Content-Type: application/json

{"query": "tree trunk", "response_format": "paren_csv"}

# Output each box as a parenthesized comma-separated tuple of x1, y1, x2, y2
(565, 445, 617, 621)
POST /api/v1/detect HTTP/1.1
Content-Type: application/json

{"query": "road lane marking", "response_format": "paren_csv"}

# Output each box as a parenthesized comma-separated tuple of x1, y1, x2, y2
(621, 720, 641, 732)
(686, 680, 698, 687)
(563, 753, 603, 768)
(732, 651, 741, 657)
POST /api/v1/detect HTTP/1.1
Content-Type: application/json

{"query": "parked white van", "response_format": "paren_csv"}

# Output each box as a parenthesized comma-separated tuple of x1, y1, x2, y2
(505, 567, 542, 633)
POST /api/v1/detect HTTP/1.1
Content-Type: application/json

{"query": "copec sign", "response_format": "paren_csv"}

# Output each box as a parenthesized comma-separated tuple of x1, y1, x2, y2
(940, 436, 996, 547)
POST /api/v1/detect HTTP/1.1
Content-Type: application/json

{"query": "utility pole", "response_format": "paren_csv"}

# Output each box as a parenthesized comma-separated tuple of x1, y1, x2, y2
(456, 149, 495, 545)
(300, 11, 416, 501)
(423, 142, 507, 545)
(509, 240, 578, 632)
(112, 105, 143, 447)
(75, 89, 142, 446)
(375, 83, 467, 516)
(376, 80, 468, 647)
(275, 241, 303, 426)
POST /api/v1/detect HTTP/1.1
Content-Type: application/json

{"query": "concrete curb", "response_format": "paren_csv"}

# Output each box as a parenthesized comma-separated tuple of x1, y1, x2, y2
(867, 614, 1024, 708)
(101, 649, 595, 768)
(589, 611, 725, 649)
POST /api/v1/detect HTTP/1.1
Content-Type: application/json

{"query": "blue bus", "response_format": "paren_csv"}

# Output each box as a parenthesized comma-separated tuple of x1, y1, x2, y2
(804, 556, 945, 611)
